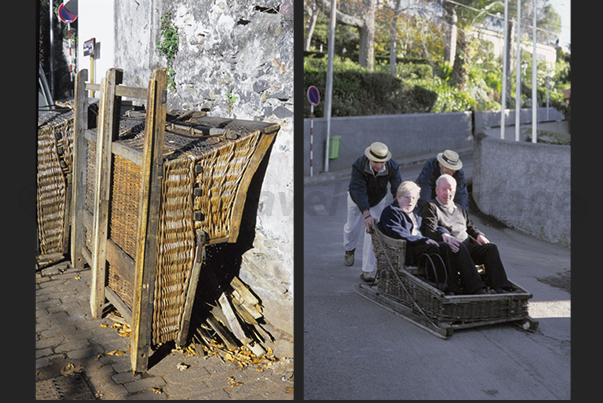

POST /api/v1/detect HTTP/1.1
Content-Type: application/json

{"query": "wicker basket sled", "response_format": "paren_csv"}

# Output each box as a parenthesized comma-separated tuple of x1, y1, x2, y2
(36, 110, 76, 263)
(71, 67, 280, 371)
(354, 225, 539, 339)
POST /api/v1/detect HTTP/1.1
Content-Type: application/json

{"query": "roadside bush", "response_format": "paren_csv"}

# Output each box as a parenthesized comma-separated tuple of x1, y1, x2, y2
(305, 55, 439, 117)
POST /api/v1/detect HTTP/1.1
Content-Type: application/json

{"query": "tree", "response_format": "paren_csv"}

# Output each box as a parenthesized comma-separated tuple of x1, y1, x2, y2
(318, 0, 377, 72)
(304, 0, 320, 51)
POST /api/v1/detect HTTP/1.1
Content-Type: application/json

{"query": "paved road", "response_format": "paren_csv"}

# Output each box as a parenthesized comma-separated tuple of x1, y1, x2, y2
(303, 157, 571, 400)
(35, 261, 294, 400)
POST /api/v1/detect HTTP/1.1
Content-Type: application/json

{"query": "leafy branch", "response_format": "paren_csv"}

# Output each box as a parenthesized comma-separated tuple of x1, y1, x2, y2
(156, 12, 179, 91)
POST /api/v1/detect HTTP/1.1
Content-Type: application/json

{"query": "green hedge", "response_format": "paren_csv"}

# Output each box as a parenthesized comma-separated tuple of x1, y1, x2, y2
(304, 69, 437, 118)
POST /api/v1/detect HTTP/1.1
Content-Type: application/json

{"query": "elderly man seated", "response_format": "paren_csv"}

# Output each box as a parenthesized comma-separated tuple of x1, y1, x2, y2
(420, 174, 513, 294)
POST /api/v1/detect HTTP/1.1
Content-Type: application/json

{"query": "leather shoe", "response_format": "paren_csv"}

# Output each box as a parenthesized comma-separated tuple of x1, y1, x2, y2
(360, 272, 375, 282)
(344, 249, 355, 266)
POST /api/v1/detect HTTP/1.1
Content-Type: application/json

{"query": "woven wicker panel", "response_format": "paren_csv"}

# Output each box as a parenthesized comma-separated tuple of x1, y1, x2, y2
(37, 123, 66, 255)
(37, 112, 74, 256)
(193, 131, 261, 239)
(85, 139, 96, 215)
(150, 127, 261, 344)
(109, 154, 142, 258)
(107, 261, 134, 310)
(152, 157, 196, 344)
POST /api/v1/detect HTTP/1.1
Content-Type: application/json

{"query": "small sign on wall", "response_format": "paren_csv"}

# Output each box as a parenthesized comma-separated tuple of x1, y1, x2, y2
(84, 38, 96, 57)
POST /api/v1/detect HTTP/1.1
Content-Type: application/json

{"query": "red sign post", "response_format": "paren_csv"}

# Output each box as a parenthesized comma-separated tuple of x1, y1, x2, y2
(307, 86, 320, 177)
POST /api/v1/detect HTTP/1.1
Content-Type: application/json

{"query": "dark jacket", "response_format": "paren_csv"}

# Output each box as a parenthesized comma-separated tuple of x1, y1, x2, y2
(420, 199, 483, 243)
(378, 200, 430, 265)
(348, 155, 402, 213)
(415, 157, 468, 211)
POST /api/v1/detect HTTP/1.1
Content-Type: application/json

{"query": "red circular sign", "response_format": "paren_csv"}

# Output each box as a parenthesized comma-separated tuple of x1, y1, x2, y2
(307, 86, 320, 106)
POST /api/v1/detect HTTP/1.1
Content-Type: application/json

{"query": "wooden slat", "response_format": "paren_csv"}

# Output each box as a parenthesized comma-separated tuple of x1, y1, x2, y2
(115, 85, 148, 100)
(62, 177, 73, 256)
(227, 129, 278, 242)
(85, 82, 148, 100)
(70, 69, 89, 269)
(112, 141, 143, 166)
(176, 238, 206, 346)
(90, 68, 124, 318)
(81, 244, 92, 267)
(105, 287, 133, 325)
(105, 239, 136, 286)
(130, 68, 168, 373)
(85, 82, 100, 93)
(83, 209, 93, 233)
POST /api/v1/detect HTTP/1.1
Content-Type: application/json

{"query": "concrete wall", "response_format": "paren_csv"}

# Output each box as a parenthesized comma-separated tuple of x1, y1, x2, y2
(473, 132, 570, 247)
(77, 0, 294, 356)
(77, 0, 117, 87)
(474, 107, 565, 134)
(303, 112, 474, 176)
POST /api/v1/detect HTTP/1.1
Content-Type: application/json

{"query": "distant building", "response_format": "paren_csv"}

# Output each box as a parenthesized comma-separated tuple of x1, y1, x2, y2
(474, 26, 557, 71)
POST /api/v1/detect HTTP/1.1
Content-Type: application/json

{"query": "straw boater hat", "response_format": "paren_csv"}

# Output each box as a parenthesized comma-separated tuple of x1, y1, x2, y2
(365, 142, 392, 162)
(437, 149, 463, 171)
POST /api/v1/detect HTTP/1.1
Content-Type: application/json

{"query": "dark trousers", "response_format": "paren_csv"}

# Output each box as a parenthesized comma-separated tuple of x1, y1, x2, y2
(464, 240, 512, 291)
(410, 242, 483, 294)
(411, 241, 511, 294)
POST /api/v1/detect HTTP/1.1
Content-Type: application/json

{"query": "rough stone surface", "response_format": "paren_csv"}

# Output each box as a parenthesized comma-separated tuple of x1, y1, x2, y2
(113, 0, 294, 356)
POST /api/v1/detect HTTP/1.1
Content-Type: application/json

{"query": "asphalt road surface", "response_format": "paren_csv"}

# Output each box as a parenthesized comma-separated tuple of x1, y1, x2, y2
(302, 158, 570, 400)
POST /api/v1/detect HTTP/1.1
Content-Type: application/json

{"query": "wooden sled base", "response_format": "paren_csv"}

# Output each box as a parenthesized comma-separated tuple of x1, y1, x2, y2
(354, 283, 539, 339)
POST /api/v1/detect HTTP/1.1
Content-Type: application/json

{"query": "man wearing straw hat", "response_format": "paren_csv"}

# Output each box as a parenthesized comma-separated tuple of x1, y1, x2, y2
(344, 142, 402, 282)
(415, 149, 469, 212)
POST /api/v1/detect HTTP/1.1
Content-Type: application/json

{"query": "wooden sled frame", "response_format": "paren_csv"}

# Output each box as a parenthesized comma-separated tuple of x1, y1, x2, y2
(354, 225, 539, 339)
(70, 67, 168, 372)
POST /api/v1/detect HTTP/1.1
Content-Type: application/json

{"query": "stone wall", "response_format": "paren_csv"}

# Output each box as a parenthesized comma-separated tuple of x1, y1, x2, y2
(473, 132, 570, 247)
(303, 112, 474, 175)
(83, 0, 294, 356)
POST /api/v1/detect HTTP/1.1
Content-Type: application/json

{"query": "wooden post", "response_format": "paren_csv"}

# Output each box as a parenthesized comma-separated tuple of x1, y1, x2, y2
(70, 69, 89, 269)
(90, 68, 123, 318)
(176, 230, 207, 346)
(130, 68, 167, 373)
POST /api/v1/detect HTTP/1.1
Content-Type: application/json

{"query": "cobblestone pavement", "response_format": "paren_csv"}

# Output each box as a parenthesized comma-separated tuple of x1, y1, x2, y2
(35, 260, 294, 400)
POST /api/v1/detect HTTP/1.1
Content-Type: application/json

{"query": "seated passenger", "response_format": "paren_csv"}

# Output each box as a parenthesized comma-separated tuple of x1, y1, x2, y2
(378, 181, 466, 294)
(421, 174, 513, 294)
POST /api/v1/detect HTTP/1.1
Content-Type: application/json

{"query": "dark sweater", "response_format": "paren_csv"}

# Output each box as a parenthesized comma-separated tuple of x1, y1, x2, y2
(415, 157, 468, 211)
(420, 199, 483, 243)
(378, 200, 430, 265)
(348, 155, 402, 213)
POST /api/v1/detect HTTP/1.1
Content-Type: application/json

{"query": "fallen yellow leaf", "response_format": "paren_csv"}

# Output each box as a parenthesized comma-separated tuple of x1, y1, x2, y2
(107, 350, 126, 356)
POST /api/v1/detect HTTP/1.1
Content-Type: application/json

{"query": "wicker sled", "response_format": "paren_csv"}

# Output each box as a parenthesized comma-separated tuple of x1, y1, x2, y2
(354, 225, 539, 339)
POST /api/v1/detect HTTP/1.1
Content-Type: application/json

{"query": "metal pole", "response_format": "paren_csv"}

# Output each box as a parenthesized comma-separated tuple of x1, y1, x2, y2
(515, 0, 521, 142)
(531, 0, 538, 143)
(500, 0, 509, 140)
(324, 0, 337, 173)
(49, 0, 55, 99)
(546, 64, 550, 121)
(310, 104, 314, 177)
